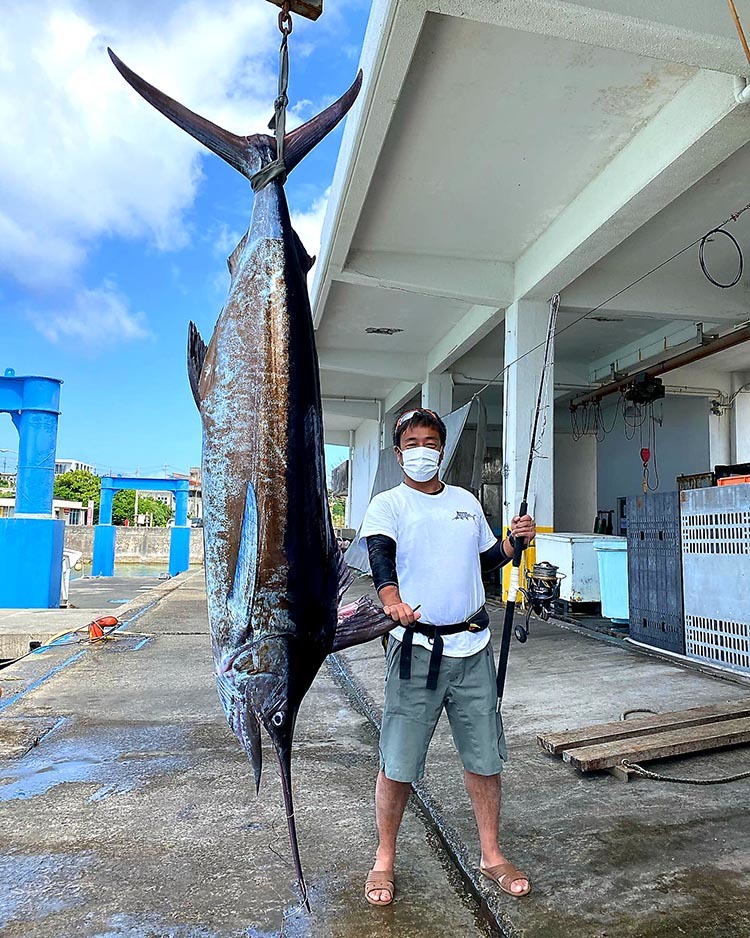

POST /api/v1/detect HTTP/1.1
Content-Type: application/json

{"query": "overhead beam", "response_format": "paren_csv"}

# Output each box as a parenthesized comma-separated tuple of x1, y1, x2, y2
(427, 304, 504, 375)
(318, 348, 424, 381)
(561, 271, 750, 323)
(311, 0, 428, 326)
(385, 380, 421, 414)
(432, 0, 749, 75)
(587, 320, 722, 382)
(322, 399, 380, 420)
(323, 429, 352, 447)
(336, 250, 514, 306)
(514, 70, 750, 300)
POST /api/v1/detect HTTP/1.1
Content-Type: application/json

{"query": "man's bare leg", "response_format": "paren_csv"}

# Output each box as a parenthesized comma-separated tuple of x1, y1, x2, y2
(464, 770, 529, 895)
(369, 770, 411, 904)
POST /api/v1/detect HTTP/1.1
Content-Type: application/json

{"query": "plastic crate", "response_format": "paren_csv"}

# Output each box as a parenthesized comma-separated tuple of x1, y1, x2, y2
(681, 484, 750, 675)
(626, 492, 685, 654)
(718, 475, 750, 486)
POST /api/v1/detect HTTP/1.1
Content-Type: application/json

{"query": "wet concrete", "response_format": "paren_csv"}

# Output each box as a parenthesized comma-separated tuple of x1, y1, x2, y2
(0, 576, 167, 661)
(338, 578, 750, 938)
(0, 574, 490, 937)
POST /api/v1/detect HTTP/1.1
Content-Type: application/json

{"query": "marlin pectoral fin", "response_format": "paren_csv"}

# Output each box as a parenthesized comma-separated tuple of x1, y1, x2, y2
(187, 321, 207, 410)
(108, 48, 249, 175)
(227, 482, 258, 643)
(332, 596, 393, 653)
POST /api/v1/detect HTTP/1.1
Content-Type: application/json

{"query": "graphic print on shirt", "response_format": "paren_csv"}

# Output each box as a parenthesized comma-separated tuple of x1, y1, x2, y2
(453, 511, 477, 523)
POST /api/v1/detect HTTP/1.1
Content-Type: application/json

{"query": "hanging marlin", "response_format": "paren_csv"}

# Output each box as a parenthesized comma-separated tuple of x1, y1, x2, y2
(108, 48, 387, 910)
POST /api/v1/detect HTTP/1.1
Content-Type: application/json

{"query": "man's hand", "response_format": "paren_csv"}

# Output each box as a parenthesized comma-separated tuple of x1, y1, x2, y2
(378, 585, 422, 627)
(383, 602, 422, 626)
(511, 514, 536, 543)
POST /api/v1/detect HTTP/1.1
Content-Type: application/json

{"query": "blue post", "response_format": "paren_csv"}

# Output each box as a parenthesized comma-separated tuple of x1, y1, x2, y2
(0, 370, 65, 608)
(92, 476, 191, 577)
(169, 480, 190, 576)
(92, 478, 116, 576)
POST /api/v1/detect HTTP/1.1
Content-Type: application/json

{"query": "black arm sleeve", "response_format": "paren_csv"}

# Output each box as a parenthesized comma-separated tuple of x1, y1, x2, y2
(479, 538, 512, 573)
(366, 534, 398, 594)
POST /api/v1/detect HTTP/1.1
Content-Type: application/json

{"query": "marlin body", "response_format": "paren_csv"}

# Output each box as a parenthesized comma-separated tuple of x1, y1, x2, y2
(109, 48, 363, 909)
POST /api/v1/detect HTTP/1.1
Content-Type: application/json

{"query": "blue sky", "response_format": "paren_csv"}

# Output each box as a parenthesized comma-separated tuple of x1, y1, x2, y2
(0, 0, 370, 480)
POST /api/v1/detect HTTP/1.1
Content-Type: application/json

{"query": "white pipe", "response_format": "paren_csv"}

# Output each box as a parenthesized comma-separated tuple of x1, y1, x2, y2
(345, 429, 355, 528)
(734, 76, 750, 104)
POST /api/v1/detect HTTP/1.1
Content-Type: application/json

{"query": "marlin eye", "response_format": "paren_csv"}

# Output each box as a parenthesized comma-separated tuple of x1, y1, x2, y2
(271, 711, 285, 727)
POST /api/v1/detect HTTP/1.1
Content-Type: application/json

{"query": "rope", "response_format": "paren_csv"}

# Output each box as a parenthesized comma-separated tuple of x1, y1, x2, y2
(622, 759, 750, 785)
(250, 2, 293, 192)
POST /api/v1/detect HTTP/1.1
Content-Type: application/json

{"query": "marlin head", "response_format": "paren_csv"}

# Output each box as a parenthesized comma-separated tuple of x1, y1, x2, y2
(108, 48, 362, 183)
(232, 634, 312, 910)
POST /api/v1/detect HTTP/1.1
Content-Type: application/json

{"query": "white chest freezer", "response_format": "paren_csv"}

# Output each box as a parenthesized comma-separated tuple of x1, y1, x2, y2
(534, 533, 605, 604)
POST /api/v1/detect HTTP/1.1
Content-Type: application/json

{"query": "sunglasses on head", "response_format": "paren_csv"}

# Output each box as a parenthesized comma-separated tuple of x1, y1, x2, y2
(394, 407, 440, 429)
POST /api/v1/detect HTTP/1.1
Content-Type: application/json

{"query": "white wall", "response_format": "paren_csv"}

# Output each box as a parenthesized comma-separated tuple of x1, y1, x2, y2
(349, 419, 381, 530)
(554, 428, 597, 532)
(596, 393, 710, 515)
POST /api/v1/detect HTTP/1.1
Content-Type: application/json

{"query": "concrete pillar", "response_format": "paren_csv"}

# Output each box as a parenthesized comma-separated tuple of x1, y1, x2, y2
(730, 372, 750, 463)
(502, 299, 554, 595)
(422, 372, 453, 417)
(708, 407, 731, 469)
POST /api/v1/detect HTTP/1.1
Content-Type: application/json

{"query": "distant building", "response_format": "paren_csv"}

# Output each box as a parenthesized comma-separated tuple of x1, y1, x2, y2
(55, 458, 95, 476)
(0, 497, 85, 524)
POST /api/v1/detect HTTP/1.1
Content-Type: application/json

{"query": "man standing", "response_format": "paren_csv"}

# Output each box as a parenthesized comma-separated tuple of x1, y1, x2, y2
(360, 407, 536, 906)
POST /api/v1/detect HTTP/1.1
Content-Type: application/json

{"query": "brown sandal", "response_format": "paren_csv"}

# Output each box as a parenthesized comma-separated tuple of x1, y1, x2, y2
(365, 868, 395, 906)
(480, 861, 531, 897)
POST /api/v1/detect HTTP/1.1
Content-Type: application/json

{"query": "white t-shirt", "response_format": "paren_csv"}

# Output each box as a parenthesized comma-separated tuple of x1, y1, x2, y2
(360, 483, 498, 657)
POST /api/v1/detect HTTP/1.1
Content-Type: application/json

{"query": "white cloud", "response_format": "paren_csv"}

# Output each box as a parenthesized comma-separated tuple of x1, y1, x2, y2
(291, 188, 330, 271)
(29, 280, 149, 347)
(0, 0, 281, 290)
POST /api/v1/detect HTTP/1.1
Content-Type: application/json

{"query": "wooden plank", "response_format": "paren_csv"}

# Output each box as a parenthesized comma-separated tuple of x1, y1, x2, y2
(537, 699, 750, 755)
(563, 715, 750, 771)
(606, 764, 634, 782)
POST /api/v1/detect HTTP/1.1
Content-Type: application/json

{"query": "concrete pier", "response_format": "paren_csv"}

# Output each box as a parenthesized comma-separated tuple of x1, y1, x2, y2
(1, 573, 749, 936)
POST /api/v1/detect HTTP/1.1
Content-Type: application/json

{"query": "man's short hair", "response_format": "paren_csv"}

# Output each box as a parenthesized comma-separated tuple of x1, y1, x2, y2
(392, 408, 447, 449)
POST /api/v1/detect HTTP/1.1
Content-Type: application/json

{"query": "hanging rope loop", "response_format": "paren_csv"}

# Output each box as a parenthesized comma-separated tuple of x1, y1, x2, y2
(251, 1, 293, 192)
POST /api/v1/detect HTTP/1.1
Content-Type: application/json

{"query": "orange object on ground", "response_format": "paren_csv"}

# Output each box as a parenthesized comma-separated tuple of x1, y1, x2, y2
(88, 616, 119, 641)
(717, 476, 750, 486)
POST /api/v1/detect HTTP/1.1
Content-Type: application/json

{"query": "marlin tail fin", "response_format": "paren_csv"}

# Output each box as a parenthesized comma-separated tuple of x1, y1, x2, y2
(108, 47, 361, 182)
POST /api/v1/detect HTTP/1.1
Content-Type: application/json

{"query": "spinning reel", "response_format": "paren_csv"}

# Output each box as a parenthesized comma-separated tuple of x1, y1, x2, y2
(515, 561, 564, 643)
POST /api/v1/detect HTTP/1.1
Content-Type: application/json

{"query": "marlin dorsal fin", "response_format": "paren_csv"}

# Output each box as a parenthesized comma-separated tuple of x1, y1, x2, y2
(227, 482, 258, 644)
(187, 321, 207, 410)
(292, 228, 315, 274)
(227, 231, 249, 280)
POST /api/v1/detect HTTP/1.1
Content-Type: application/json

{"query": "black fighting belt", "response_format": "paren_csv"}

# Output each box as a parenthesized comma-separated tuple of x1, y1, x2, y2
(399, 606, 490, 691)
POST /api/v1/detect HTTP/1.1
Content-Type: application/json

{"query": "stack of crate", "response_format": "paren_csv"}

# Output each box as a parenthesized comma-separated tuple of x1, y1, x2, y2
(626, 492, 685, 654)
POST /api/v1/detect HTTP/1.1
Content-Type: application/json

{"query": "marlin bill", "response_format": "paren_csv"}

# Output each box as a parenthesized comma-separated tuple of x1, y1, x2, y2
(109, 48, 390, 909)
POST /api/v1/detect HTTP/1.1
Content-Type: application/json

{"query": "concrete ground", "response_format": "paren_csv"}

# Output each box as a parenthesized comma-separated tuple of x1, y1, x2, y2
(2, 573, 750, 937)
(338, 577, 750, 938)
(0, 573, 490, 938)
(0, 576, 166, 660)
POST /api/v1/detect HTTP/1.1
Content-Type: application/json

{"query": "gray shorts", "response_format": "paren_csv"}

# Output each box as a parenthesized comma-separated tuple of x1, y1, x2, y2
(379, 637, 508, 783)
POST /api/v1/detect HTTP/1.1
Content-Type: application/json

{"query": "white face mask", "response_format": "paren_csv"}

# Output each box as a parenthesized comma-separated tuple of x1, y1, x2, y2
(399, 446, 442, 483)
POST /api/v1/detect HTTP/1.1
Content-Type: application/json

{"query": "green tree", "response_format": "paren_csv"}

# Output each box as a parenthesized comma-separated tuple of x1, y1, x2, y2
(329, 494, 346, 528)
(53, 470, 100, 519)
(112, 489, 173, 527)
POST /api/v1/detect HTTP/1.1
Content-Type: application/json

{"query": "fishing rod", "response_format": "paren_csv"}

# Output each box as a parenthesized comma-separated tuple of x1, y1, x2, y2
(496, 293, 560, 708)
